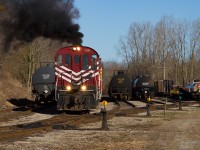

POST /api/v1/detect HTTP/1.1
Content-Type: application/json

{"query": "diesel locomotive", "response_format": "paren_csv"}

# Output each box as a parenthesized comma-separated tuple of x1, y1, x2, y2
(55, 46, 102, 110)
(184, 80, 200, 99)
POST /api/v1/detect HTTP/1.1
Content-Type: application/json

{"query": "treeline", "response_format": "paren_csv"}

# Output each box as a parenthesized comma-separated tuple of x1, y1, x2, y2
(117, 16, 200, 86)
(0, 38, 70, 89)
(1, 16, 200, 95)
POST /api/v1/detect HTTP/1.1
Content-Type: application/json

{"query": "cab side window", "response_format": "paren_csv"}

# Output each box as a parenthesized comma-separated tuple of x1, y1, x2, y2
(57, 54, 62, 66)
(92, 54, 97, 70)
(83, 54, 88, 70)
(65, 54, 71, 67)
(74, 55, 80, 64)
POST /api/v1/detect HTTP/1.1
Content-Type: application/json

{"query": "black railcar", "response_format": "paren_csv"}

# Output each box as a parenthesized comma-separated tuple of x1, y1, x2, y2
(108, 70, 132, 100)
(32, 64, 55, 104)
(132, 75, 154, 100)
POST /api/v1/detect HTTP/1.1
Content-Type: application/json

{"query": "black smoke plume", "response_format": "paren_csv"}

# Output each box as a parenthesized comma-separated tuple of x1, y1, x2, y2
(0, 0, 83, 52)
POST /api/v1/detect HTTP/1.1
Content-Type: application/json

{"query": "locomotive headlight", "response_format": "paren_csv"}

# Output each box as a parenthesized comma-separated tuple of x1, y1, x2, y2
(66, 85, 72, 91)
(73, 46, 81, 51)
(77, 46, 81, 51)
(81, 85, 87, 91)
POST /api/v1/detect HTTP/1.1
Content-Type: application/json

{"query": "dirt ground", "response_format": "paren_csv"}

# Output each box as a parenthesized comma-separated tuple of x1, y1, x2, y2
(0, 102, 200, 150)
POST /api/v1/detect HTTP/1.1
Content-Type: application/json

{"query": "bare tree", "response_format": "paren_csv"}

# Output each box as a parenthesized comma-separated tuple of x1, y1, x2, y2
(26, 37, 52, 88)
(117, 22, 154, 77)
(189, 19, 200, 80)
(1, 37, 53, 88)
(171, 20, 188, 85)
(154, 16, 175, 80)
(102, 61, 127, 95)
(117, 16, 200, 85)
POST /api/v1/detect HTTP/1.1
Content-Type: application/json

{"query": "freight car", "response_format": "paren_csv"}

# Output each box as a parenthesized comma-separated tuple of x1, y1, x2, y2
(32, 64, 55, 104)
(108, 70, 132, 100)
(132, 75, 154, 100)
(55, 46, 102, 111)
(154, 80, 173, 96)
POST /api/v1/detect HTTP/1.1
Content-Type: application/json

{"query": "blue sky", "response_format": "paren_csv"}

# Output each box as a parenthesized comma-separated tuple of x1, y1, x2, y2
(75, 0, 200, 61)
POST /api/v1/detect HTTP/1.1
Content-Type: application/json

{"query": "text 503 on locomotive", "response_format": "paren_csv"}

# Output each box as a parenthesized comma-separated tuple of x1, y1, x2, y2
(55, 46, 102, 111)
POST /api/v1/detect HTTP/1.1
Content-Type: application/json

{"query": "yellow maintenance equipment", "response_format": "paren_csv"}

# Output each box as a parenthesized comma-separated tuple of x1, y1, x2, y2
(102, 100, 108, 107)
(147, 96, 151, 102)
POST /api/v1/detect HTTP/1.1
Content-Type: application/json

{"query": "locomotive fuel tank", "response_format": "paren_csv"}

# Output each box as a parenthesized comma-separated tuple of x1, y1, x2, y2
(32, 64, 55, 104)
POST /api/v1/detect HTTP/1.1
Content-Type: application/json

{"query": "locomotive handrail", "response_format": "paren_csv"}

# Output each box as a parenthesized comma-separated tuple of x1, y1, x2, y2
(55, 71, 65, 101)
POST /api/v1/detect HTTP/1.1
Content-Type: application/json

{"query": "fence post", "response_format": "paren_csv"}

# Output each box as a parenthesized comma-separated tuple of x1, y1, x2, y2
(178, 94, 183, 110)
(164, 98, 167, 117)
(101, 108, 109, 130)
(101, 100, 109, 130)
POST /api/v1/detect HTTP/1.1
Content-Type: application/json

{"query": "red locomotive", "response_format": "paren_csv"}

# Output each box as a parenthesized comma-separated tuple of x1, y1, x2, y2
(54, 46, 102, 110)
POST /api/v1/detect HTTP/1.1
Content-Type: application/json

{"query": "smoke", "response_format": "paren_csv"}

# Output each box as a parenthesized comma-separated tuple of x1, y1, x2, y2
(0, 0, 83, 52)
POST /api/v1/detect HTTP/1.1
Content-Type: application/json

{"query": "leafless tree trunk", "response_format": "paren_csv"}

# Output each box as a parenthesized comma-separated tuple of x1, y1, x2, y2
(117, 22, 154, 77)
(26, 37, 51, 88)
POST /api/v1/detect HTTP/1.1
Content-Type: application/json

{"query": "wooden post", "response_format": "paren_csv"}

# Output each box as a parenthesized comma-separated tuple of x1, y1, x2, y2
(101, 108, 109, 130)
(164, 98, 167, 117)
(146, 103, 151, 116)
(179, 95, 183, 110)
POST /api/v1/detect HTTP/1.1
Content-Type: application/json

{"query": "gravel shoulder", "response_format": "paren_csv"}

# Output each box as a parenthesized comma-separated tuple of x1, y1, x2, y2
(0, 104, 200, 150)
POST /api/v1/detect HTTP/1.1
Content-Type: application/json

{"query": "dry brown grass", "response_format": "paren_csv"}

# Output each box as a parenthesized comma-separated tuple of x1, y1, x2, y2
(0, 71, 32, 108)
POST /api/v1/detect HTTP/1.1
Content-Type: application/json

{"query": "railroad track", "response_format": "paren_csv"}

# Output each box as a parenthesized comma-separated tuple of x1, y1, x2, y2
(0, 96, 198, 142)
(114, 99, 136, 109)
